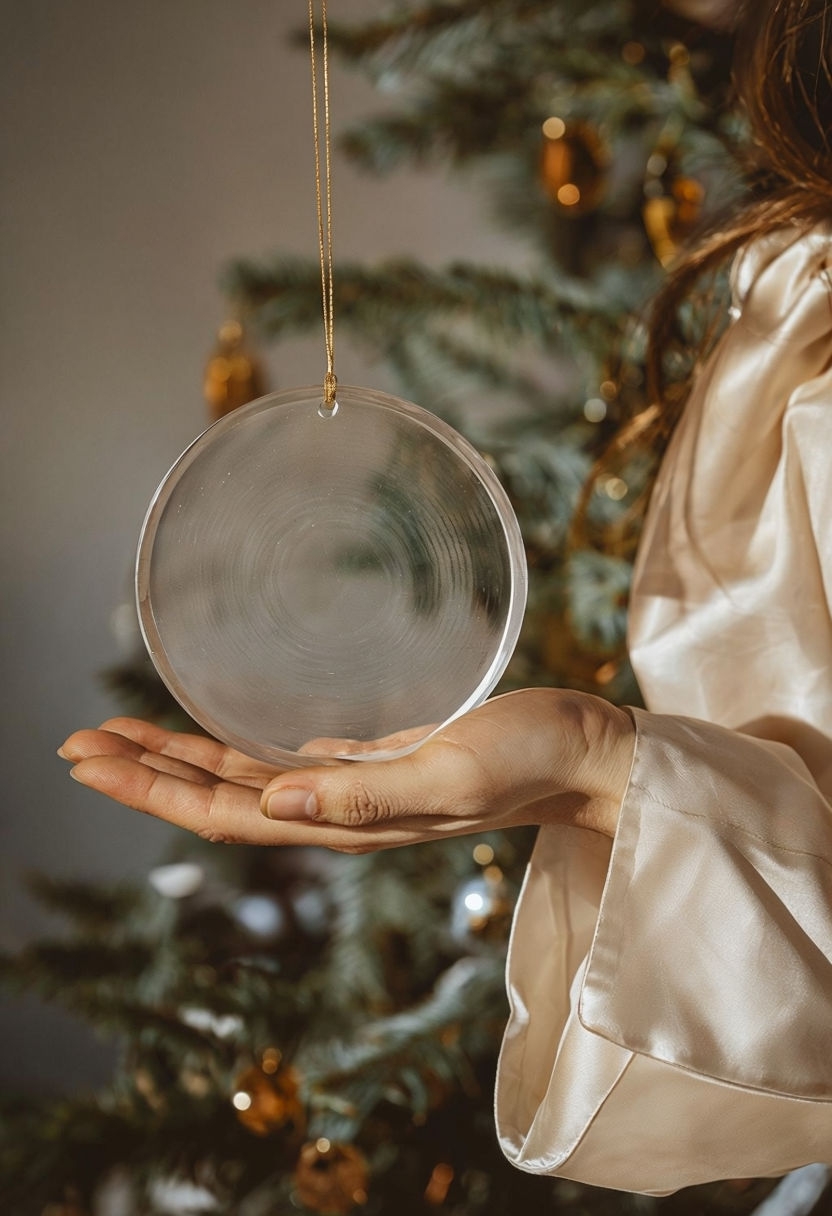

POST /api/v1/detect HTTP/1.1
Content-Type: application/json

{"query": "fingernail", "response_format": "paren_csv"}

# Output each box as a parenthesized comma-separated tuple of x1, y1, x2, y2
(265, 787, 317, 820)
(57, 746, 68, 759)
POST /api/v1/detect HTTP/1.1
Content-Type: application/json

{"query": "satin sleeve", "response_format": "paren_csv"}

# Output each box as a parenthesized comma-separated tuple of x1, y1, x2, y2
(495, 235, 832, 1197)
(494, 711, 832, 1196)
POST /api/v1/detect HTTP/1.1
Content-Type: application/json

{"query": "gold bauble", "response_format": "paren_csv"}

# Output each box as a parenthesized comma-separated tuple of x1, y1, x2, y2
(540, 119, 608, 214)
(231, 1060, 305, 1139)
(293, 1139, 369, 1214)
(203, 320, 266, 420)
(643, 160, 704, 265)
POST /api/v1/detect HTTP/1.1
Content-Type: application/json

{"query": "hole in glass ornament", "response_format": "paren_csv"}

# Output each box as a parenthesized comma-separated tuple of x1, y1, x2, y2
(318, 398, 340, 419)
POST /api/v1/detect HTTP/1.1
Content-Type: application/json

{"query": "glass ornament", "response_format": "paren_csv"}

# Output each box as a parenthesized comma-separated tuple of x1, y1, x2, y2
(136, 385, 527, 768)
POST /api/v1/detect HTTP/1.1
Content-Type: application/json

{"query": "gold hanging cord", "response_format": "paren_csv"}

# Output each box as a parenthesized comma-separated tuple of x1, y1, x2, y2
(309, 0, 337, 406)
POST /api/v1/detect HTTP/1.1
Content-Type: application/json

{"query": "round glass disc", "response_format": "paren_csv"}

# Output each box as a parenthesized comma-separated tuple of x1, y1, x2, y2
(136, 385, 527, 768)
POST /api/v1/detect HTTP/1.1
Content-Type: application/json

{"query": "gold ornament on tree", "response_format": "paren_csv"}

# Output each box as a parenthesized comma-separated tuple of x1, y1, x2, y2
(293, 1139, 369, 1214)
(231, 1050, 306, 1139)
(643, 49, 705, 265)
(539, 116, 608, 214)
(203, 319, 266, 420)
(642, 149, 704, 265)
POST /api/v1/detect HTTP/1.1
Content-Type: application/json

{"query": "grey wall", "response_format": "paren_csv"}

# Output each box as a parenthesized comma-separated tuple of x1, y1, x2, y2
(0, 0, 520, 1092)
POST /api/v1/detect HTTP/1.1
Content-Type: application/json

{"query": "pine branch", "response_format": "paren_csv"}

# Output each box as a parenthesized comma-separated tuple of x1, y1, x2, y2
(319, 844, 491, 1020)
(321, 853, 452, 1013)
(0, 940, 155, 1001)
(225, 256, 621, 352)
(299, 958, 505, 1135)
(419, 329, 561, 411)
(0, 947, 225, 1055)
(338, 77, 537, 171)
(381, 327, 563, 422)
(382, 333, 466, 422)
(566, 549, 631, 653)
(23, 873, 142, 932)
(324, 0, 637, 83)
(498, 429, 594, 544)
(0, 1088, 292, 1215)
(323, 0, 559, 72)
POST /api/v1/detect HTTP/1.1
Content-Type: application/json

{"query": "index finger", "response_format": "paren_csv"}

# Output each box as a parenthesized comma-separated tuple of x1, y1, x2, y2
(67, 717, 281, 785)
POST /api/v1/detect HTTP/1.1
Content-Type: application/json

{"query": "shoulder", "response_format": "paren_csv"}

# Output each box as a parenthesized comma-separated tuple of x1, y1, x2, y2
(731, 221, 832, 345)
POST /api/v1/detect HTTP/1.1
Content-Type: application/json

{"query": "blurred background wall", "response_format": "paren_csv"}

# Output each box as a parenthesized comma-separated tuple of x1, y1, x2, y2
(0, 0, 518, 1095)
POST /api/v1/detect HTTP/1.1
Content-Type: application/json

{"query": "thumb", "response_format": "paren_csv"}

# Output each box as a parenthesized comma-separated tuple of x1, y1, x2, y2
(260, 746, 478, 828)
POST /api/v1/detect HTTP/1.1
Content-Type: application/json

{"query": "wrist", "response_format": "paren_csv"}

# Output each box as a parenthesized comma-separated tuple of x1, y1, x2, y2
(572, 697, 635, 837)
(527, 689, 634, 838)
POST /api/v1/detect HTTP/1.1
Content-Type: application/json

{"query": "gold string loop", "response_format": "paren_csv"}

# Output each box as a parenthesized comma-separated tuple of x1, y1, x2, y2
(309, 0, 337, 406)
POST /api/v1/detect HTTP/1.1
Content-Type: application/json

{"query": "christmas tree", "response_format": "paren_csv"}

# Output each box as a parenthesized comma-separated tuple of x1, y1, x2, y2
(2, 2, 824, 1213)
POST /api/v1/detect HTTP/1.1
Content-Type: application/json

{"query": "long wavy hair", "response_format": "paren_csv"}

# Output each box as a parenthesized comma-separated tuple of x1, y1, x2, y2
(646, 0, 832, 443)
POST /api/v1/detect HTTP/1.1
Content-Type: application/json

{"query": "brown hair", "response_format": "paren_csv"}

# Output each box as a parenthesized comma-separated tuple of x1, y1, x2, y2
(645, 0, 832, 444)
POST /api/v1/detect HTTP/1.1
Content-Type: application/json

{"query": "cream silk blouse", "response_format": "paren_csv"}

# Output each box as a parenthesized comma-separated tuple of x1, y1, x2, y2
(495, 223, 832, 1194)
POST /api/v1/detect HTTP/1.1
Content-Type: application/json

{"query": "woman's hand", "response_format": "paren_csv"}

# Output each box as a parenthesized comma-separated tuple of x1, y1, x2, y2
(58, 689, 635, 853)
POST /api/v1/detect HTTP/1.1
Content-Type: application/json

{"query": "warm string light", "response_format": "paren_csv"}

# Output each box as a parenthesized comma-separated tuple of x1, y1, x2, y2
(472, 843, 494, 866)
(541, 115, 566, 140)
(621, 40, 645, 66)
(584, 397, 607, 423)
(261, 1046, 282, 1074)
(424, 1162, 455, 1205)
(309, 0, 338, 407)
(600, 475, 629, 501)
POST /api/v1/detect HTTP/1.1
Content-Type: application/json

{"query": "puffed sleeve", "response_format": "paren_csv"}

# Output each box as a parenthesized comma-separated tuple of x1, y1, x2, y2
(495, 228, 832, 1196)
(495, 713, 832, 1196)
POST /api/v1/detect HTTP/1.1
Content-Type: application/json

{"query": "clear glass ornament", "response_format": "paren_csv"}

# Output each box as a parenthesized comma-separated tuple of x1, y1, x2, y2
(136, 385, 527, 767)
